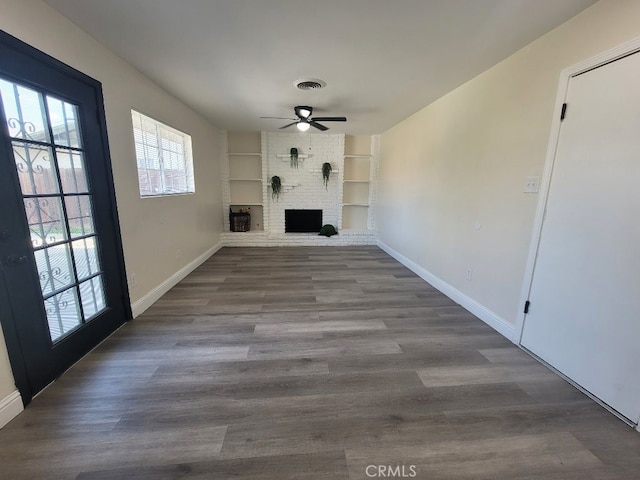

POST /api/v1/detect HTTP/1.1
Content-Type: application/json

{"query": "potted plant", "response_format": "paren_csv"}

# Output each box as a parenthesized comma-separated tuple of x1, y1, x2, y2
(271, 175, 282, 201)
(322, 162, 332, 189)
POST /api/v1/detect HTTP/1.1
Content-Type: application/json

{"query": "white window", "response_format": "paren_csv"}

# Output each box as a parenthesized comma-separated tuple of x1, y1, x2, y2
(131, 110, 195, 197)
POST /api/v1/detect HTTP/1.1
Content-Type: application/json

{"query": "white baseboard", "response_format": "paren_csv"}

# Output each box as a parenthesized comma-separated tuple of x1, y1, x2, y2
(377, 240, 516, 342)
(0, 390, 23, 429)
(131, 242, 223, 318)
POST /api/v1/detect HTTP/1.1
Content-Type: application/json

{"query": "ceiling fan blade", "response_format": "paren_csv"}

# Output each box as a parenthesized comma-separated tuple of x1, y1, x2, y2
(311, 116, 347, 122)
(309, 121, 329, 131)
(279, 121, 298, 129)
(260, 116, 297, 120)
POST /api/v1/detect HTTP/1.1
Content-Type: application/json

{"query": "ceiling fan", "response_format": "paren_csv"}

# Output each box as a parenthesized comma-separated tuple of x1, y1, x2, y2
(261, 106, 346, 132)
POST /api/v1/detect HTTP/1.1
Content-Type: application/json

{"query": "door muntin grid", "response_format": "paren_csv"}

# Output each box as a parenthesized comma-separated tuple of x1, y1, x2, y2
(0, 78, 107, 342)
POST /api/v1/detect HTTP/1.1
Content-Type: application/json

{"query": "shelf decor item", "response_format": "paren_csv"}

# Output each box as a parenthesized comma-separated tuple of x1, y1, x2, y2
(290, 147, 299, 168)
(322, 162, 332, 189)
(271, 175, 282, 201)
(230, 208, 251, 232)
(318, 224, 338, 237)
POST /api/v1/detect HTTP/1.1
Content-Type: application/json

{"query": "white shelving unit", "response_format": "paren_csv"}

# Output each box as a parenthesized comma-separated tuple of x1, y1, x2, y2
(225, 132, 265, 232)
(341, 136, 377, 231)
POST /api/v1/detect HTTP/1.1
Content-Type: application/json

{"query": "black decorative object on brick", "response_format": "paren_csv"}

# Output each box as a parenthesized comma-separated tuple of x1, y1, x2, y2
(318, 224, 338, 237)
(290, 147, 299, 168)
(322, 162, 332, 189)
(271, 175, 281, 201)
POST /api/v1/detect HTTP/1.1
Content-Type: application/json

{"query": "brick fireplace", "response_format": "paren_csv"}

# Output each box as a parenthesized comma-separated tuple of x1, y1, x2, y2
(221, 131, 379, 246)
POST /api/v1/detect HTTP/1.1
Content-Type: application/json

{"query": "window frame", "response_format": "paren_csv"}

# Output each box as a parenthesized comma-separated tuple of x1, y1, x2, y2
(130, 110, 195, 198)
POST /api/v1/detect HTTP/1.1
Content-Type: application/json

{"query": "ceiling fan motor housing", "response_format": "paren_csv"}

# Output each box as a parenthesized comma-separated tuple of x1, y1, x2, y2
(295, 106, 313, 119)
(264, 105, 346, 131)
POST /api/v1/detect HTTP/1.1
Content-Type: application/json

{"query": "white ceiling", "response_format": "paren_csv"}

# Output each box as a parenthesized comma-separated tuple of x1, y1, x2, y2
(44, 0, 597, 134)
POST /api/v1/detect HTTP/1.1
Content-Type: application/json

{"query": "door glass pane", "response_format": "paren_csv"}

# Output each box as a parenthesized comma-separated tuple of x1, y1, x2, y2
(65, 195, 95, 238)
(34, 245, 74, 296)
(45, 288, 81, 341)
(46, 96, 81, 148)
(1, 78, 108, 343)
(24, 197, 68, 248)
(79, 277, 106, 320)
(0, 79, 49, 141)
(57, 149, 89, 193)
(72, 237, 100, 280)
(12, 142, 58, 195)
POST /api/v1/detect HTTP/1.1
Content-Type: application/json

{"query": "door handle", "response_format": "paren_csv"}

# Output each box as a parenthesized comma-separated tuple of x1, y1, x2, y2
(5, 255, 28, 266)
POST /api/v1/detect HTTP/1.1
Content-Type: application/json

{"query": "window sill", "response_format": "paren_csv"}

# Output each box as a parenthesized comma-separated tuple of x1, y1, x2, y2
(140, 191, 195, 199)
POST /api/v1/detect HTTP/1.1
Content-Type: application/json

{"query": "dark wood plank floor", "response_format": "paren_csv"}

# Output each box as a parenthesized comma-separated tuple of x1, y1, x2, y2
(0, 246, 638, 479)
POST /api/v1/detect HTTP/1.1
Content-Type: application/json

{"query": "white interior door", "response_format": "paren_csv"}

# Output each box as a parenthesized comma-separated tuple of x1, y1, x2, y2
(521, 50, 640, 424)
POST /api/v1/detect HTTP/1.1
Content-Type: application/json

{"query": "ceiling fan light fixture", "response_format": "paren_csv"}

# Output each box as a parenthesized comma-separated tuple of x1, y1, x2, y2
(298, 107, 312, 118)
(266, 105, 346, 131)
(296, 121, 311, 132)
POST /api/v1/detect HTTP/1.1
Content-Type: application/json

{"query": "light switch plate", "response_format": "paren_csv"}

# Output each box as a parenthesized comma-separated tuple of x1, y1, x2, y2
(525, 176, 540, 193)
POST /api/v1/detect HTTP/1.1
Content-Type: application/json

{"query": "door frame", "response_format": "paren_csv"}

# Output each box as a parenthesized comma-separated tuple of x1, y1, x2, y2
(0, 30, 132, 404)
(515, 36, 640, 429)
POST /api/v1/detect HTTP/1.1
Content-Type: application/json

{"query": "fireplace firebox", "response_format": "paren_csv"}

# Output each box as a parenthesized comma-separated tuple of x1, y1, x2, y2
(285, 209, 322, 233)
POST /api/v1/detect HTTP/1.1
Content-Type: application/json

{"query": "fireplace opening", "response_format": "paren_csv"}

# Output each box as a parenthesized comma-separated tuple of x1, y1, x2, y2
(285, 209, 322, 233)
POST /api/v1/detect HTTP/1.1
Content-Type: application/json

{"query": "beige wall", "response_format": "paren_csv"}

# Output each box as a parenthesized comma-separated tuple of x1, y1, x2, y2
(0, 0, 223, 400)
(0, 328, 15, 401)
(377, 0, 640, 330)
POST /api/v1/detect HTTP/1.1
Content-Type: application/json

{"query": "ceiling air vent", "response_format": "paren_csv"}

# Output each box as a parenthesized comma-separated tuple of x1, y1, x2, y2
(294, 78, 326, 90)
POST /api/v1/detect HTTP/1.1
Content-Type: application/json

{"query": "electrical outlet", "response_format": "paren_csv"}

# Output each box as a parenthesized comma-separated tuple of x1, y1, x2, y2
(176, 249, 183, 259)
(129, 273, 137, 287)
(465, 269, 473, 281)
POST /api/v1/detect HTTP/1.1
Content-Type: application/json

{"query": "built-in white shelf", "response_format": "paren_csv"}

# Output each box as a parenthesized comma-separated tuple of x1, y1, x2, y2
(225, 132, 265, 233)
(342, 143, 374, 232)
(342, 203, 370, 231)
(276, 153, 311, 159)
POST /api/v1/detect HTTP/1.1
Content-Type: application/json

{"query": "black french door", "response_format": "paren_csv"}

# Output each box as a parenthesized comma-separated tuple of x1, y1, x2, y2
(0, 31, 130, 404)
